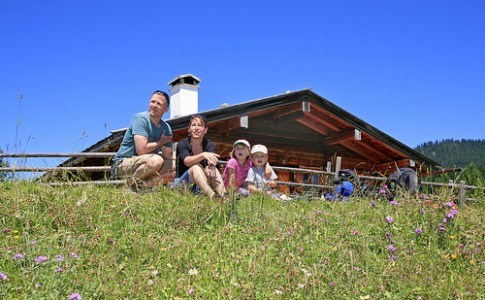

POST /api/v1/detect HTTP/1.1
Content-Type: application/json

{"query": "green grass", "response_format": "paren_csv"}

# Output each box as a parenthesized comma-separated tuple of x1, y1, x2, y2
(0, 182, 483, 299)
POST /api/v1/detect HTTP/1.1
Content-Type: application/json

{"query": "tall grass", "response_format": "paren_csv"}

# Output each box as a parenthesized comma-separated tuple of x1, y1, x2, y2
(1, 182, 483, 299)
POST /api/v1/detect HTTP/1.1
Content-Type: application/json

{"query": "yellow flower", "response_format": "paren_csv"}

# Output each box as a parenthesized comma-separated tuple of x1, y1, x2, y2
(469, 259, 475, 265)
(14, 235, 20, 239)
(450, 235, 456, 240)
(332, 246, 338, 252)
(360, 295, 370, 300)
(451, 253, 458, 259)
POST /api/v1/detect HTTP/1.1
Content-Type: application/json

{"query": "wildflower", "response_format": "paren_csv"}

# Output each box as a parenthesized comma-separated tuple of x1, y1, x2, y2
(31, 240, 37, 246)
(301, 268, 312, 277)
(385, 216, 394, 224)
(12, 253, 25, 260)
(297, 283, 305, 289)
(55, 255, 64, 262)
(68, 293, 82, 300)
(459, 243, 465, 248)
(446, 212, 455, 219)
(450, 235, 456, 240)
(439, 225, 446, 232)
(187, 287, 195, 295)
(353, 229, 359, 235)
(391, 255, 397, 261)
(35, 256, 48, 263)
(0, 272, 7, 281)
(445, 202, 453, 207)
(389, 200, 398, 205)
(360, 295, 370, 300)
(385, 232, 393, 240)
(147, 279, 154, 285)
(2, 228, 9, 233)
(469, 259, 475, 265)
(273, 289, 283, 295)
(188, 267, 199, 276)
(329, 281, 335, 287)
(70, 252, 79, 259)
(55, 267, 63, 273)
(451, 253, 458, 259)
(370, 201, 376, 207)
(415, 228, 423, 235)
(316, 209, 322, 215)
(418, 297, 423, 300)
(388, 244, 396, 252)
(35, 283, 42, 288)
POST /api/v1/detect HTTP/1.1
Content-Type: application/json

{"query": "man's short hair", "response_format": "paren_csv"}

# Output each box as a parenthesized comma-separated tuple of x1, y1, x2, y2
(152, 90, 170, 106)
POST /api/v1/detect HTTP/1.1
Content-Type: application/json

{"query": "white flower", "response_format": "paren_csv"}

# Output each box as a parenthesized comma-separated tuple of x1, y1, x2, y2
(188, 267, 199, 276)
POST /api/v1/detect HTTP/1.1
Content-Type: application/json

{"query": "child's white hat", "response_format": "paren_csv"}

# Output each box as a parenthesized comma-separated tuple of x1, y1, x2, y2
(233, 139, 250, 148)
(251, 144, 268, 155)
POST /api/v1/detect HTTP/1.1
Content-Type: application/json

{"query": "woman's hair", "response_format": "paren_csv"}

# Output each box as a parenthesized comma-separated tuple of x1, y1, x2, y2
(188, 114, 208, 128)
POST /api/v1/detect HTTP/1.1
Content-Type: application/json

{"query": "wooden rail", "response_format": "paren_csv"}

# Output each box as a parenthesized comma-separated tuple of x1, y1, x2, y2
(1, 152, 483, 203)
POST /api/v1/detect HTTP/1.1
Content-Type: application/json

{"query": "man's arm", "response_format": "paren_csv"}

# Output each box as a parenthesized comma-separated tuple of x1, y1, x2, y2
(134, 132, 172, 155)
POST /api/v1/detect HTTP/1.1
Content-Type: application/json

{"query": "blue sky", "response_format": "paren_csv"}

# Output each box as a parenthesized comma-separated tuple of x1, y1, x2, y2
(1, 0, 484, 160)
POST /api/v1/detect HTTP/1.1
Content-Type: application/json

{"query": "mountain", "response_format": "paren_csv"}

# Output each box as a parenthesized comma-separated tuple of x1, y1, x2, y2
(415, 139, 485, 168)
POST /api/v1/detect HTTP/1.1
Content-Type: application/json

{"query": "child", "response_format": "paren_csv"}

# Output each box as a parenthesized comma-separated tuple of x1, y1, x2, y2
(222, 139, 273, 196)
(245, 144, 291, 201)
(222, 139, 253, 195)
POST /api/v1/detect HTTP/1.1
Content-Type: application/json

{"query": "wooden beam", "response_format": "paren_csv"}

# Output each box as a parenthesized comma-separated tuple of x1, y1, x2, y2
(325, 130, 355, 145)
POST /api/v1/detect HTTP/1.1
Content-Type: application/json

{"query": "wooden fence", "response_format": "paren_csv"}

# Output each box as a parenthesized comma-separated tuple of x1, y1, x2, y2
(1, 152, 483, 204)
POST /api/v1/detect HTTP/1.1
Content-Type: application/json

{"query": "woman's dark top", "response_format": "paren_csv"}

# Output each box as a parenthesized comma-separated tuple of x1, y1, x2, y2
(176, 136, 217, 177)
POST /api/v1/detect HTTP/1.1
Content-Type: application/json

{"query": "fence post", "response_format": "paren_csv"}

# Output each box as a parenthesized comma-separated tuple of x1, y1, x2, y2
(460, 180, 465, 205)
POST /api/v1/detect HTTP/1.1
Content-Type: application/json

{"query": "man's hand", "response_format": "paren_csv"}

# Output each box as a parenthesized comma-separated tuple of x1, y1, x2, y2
(158, 131, 172, 147)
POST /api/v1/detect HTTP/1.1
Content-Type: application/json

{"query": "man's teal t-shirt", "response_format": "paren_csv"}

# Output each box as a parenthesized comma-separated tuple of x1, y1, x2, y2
(113, 111, 173, 163)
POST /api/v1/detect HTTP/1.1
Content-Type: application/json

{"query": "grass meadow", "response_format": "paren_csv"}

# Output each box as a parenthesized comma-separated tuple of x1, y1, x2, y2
(0, 181, 483, 299)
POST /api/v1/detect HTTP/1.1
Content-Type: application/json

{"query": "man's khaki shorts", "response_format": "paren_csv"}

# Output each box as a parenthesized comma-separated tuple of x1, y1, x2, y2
(118, 154, 173, 177)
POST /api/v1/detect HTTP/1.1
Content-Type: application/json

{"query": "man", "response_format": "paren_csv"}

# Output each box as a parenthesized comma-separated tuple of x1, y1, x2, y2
(111, 90, 173, 190)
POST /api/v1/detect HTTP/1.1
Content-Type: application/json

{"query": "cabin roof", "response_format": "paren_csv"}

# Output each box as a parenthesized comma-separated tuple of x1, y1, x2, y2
(72, 88, 440, 177)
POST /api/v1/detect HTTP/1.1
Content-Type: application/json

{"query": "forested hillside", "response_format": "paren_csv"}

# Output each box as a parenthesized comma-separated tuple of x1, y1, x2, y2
(415, 139, 485, 167)
(415, 139, 485, 189)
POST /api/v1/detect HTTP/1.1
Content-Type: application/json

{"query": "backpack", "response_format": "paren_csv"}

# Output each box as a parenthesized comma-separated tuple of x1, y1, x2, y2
(385, 168, 419, 200)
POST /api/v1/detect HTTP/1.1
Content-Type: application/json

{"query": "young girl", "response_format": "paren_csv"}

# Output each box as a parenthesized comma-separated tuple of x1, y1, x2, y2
(222, 139, 253, 195)
(245, 144, 291, 201)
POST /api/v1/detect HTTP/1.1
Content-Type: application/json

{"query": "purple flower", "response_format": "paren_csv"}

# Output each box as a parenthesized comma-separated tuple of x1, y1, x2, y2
(35, 255, 48, 263)
(388, 244, 396, 252)
(329, 281, 335, 287)
(353, 229, 359, 236)
(187, 287, 195, 295)
(446, 212, 455, 219)
(68, 293, 82, 300)
(385, 232, 393, 240)
(370, 201, 376, 207)
(2, 228, 10, 233)
(439, 225, 446, 232)
(316, 209, 322, 215)
(70, 252, 79, 259)
(0, 272, 7, 281)
(12, 253, 25, 260)
(35, 283, 42, 288)
(55, 267, 63, 273)
(415, 228, 423, 235)
(391, 255, 397, 261)
(55, 254, 64, 262)
(385, 216, 394, 224)
(389, 200, 398, 205)
(445, 202, 453, 207)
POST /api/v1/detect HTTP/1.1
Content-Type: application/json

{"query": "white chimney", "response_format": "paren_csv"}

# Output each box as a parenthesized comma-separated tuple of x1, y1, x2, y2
(168, 74, 201, 119)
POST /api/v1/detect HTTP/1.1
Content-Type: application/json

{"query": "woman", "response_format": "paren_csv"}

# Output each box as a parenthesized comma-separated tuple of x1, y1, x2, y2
(175, 114, 225, 199)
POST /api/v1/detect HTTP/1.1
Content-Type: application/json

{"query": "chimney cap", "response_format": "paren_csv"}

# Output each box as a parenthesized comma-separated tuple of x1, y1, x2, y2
(168, 74, 201, 88)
